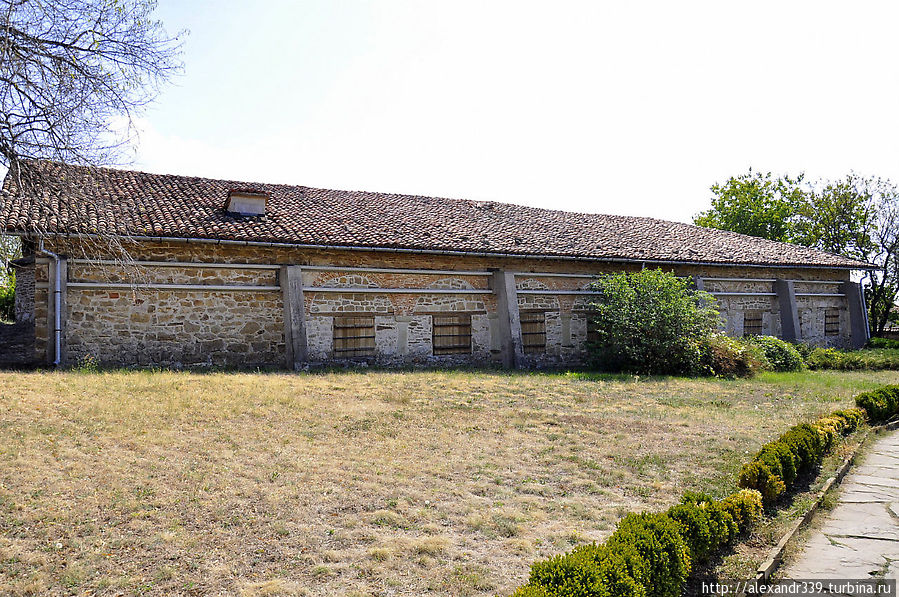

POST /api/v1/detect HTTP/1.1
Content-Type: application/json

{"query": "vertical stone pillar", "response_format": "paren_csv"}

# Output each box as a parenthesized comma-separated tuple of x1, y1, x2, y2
(692, 275, 705, 291)
(46, 257, 67, 366)
(841, 280, 869, 349)
(775, 279, 801, 342)
(490, 269, 524, 369)
(281, 265, 307, 370)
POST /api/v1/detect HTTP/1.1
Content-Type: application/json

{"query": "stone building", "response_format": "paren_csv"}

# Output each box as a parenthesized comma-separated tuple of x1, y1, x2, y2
(0, 161, 871, 368)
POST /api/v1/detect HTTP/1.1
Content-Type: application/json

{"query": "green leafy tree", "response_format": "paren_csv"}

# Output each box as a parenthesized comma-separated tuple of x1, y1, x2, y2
(585, 269, 720, 375)
(693, 171, 808, 243)
(794, 174, 875, 258)
(695, 171, 899, 338)
(0, 235, 19, 322)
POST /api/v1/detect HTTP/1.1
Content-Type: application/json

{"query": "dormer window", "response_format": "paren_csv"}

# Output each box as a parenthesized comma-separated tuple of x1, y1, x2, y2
(225, 190, 268, 216)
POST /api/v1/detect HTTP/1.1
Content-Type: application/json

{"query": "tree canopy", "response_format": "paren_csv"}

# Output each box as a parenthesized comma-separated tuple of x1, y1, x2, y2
(694, 170, 899, 337)
(693, 171, 807, 244)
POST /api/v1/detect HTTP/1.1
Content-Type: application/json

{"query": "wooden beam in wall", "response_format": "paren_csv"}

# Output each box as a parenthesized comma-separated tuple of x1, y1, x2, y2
(281, 265, 307, 370)
(775, 279, 801, 342)
(490, 269, 524, 369)
(842, 281, 870, 349)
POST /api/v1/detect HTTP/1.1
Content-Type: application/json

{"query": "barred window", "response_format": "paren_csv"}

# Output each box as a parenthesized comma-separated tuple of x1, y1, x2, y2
(824, 308, 840, 337)
(432, 314, 472, 355)
(521, 311, 547, 354)
(333, 316, 376, 357)
(743, 311, 763, 336)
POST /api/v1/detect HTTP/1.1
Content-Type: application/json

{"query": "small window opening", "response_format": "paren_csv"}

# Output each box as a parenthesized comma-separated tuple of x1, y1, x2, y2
(824, 308, 840, 337)
(521, 311, 547, 354)
(333, 316, 376, 357)
(743, 311, 763, 336)
(432, 314, 472, 355)
(225, 190, 268, 216)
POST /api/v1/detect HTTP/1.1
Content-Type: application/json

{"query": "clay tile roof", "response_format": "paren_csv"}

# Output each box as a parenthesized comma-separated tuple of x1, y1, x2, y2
(0, 160, 871, 269)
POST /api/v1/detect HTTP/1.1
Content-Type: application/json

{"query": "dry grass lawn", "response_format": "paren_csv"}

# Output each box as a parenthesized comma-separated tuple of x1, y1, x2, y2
(1, 368, 898, 596)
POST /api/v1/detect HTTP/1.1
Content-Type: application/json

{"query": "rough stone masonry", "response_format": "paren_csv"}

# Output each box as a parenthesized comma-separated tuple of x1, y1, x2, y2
(0, 161, 872, 369)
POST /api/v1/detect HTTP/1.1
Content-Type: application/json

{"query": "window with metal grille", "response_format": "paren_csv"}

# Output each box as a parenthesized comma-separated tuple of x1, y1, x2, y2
(743, 311, 763, 336)
(333, 316, 376, 357)
(824, 308, 840, 336)
(432, 314, 472, 355)
(521, 311, 547, 353)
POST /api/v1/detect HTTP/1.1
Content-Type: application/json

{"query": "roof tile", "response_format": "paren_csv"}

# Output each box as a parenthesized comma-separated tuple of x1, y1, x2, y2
(0, 160, 869, 269)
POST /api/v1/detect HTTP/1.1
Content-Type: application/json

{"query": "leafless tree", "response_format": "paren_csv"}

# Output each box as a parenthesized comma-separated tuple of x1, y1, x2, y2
(0, 0, 183, 263)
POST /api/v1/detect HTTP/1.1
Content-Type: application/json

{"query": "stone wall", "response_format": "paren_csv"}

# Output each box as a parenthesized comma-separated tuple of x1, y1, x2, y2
(0, 322, 34, 366)
(13, 260, 34, 323)
(66, 289, 283, 368)
(12, 237, 860, 369)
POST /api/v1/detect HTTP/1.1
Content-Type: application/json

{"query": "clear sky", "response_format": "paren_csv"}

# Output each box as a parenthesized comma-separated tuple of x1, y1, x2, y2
(132, 1, 899, 224)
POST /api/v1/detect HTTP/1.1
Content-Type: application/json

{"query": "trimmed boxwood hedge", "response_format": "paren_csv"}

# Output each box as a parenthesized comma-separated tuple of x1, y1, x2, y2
(512, 385, 893, 597)
(737, 408, 866, 505)
(855, 385, 899, 423)
(513, 490, 762, 597)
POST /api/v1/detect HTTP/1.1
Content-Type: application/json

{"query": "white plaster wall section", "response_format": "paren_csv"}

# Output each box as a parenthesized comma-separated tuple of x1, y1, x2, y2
(305, 315, 333, 360)
(375, 315, 399, 357)
(406, 315, 432, 359)
(471, 314, 491, 359)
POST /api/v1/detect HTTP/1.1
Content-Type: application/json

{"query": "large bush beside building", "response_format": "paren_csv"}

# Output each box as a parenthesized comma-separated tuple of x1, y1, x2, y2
(585, 269, 721, 376)
(747, 336, 804, 372)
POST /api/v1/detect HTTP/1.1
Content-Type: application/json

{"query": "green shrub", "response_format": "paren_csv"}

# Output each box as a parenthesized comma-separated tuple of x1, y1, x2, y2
(0, 272, 13, 322)
(737, 461, 785, 505)
(738, 406, 868, 507)
(855, 386, 899, 423)
(585, 269, 721, 376)
(756, 441, 797, 486)
(514, 490, 760, 597)
(676, 492, 741, 551)
(791, 341, 815, 362)
(605, 513, 690, 597)
(806, 348, 864, 370)
(527, 544, 646, 597)
(780, 424, 826, 474)
(720, 489, 763, 530)
(525, 538, 650, 597)
(869, 337, 899, 350)
(806, 348, 899, 371)
(831, 408, 866, 432)
(748, 336, 803, 371)
(512, 586, 553, 597)
(667, 503, 714, 563)
(699, 334, 767, 378)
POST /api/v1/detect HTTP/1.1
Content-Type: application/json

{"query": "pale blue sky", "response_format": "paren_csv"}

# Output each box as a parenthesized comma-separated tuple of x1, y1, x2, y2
(132, 1, 899, 223)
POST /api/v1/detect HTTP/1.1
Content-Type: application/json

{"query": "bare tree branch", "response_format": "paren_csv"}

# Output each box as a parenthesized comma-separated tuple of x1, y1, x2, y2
(0, 0, 183, 263)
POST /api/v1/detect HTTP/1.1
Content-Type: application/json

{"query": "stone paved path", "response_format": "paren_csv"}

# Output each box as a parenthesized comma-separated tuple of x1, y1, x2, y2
(781, 430, 899, 581)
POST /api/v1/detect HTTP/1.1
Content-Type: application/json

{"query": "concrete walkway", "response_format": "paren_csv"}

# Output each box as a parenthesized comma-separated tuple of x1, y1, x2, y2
(781, 430, 899, 580)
